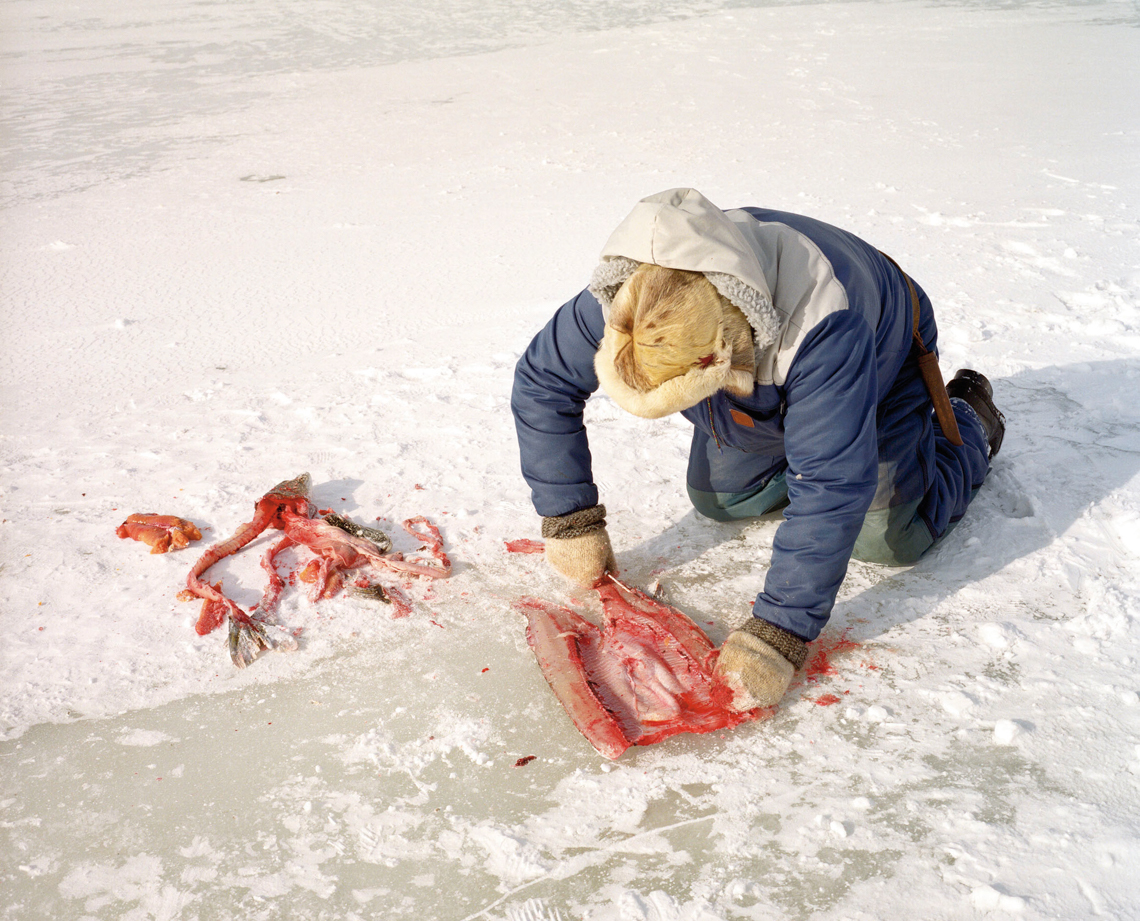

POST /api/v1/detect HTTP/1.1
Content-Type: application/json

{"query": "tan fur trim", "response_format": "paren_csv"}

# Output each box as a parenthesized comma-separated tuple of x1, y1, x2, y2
(722, 304, 757, 394)
(595, 327, 750, 418)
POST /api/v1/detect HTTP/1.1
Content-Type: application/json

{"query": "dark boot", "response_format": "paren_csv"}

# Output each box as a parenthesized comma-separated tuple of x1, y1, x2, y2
(946, 369, 1005, 458)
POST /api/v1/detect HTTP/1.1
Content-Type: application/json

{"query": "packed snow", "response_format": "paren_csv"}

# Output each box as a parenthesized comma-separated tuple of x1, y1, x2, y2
(2, 0, 1139, 918)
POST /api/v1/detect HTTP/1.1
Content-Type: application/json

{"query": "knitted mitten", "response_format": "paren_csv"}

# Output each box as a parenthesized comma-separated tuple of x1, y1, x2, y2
(716, 617, 809, 710)
(542, 505, 617, 588)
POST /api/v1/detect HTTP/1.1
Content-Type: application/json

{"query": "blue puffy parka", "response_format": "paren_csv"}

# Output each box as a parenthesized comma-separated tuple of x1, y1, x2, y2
(511, 189, 986, 641)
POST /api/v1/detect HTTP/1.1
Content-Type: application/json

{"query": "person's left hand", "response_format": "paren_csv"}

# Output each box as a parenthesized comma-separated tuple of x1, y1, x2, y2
(545, 526, 616, 587)
(541, 504, 617, 588)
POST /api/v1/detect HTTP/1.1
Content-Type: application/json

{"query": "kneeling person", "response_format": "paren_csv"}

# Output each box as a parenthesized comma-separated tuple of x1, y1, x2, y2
(511, 188, 1005, 710)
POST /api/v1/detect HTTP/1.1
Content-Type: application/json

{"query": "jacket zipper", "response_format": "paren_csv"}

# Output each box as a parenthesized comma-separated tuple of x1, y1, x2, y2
(705, 398, 722, 451)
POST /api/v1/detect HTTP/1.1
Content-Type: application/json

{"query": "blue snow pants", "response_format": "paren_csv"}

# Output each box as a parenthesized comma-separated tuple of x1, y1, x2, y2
(686, 356, 992, 566)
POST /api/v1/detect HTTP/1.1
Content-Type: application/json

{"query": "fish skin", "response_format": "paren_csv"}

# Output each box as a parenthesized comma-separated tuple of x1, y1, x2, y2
(519, 596, 631, 760)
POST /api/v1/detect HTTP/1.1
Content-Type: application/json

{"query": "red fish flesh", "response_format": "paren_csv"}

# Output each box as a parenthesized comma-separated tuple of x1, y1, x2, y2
(179, 474, 316, 665)
(117, 514, 202, 554)
(519, 576, 768, 759)
(505, 538, 545, 554)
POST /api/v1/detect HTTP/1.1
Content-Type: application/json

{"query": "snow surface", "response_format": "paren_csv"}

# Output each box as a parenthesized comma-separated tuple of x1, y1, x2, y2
(2, 0, 1140, 918)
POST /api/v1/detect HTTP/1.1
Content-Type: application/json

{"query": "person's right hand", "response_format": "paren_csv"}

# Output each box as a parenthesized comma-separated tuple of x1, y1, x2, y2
(542, 505, 616, 588)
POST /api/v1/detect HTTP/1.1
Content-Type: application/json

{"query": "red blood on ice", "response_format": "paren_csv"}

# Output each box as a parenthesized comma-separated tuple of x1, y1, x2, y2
(519, 576, 769, 759)
(385, 584, 413, 618)
(813, 693, 843, 706)
(514, 755, 537, 767)
(804, 630, 861, 681)
(505, 539, 545, 554)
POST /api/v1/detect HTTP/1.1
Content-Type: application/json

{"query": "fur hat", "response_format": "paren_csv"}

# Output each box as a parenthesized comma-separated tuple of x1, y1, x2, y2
(593, 264, 755, 419)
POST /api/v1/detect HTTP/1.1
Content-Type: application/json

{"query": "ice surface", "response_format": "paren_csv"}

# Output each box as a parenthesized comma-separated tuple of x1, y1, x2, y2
(3, 0, 1140, 918)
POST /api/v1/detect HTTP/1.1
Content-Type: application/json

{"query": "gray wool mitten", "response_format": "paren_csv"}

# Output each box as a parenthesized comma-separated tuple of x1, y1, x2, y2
(715, 618, 809, 710)
(542, 505, 617, 588)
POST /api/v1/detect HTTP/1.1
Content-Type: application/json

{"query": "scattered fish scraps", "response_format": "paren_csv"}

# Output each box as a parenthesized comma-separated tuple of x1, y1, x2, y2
(518, 574, 768, 759)
(116, 514, 202, 554)
(178, 473, 450, 667)
(505, 538, 545, 554)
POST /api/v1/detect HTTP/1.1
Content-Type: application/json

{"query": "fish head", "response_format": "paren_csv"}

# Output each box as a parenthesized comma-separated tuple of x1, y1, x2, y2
(257, 472, 316, 527)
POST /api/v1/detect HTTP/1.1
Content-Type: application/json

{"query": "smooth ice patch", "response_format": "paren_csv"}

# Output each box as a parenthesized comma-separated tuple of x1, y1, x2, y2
(469, 825, 551, 885)
(116, 729, 176, 747)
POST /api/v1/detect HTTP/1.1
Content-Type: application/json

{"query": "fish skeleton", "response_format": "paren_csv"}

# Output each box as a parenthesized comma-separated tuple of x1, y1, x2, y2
(518, 575, 769, 759)
(180, 473, 450, 667)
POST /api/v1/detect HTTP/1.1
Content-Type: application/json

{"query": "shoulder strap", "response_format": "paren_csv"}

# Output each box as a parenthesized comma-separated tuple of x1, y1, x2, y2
(880, 253, 964, 447)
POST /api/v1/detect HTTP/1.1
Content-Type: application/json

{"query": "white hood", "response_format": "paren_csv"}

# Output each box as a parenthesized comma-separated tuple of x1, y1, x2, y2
(588, 188, 783, 358)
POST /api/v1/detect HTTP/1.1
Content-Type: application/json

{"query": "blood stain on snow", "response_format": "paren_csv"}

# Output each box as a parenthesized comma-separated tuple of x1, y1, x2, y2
(514, 755, 537, 767)
(804, 630, 861, 681)
(813, 693, 843, 706)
